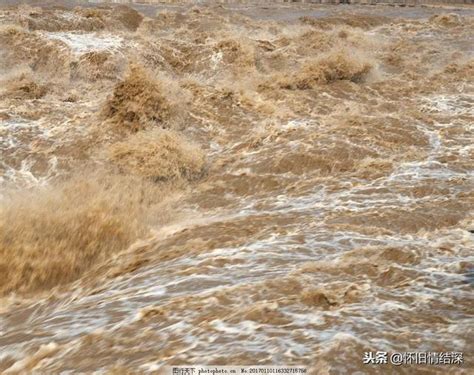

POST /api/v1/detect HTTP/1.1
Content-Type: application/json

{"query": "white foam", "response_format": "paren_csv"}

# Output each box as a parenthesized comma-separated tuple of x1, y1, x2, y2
(42, 32, 123, 55)
(210, 51, 223, 69)
(421, 94, 474, 116)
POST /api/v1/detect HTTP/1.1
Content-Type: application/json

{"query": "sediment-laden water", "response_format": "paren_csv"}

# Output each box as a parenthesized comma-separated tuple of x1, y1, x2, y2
(0, 2, 473, 374)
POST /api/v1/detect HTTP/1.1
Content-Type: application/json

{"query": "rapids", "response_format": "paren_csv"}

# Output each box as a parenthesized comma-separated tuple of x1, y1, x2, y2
(0, 1, 473, 374)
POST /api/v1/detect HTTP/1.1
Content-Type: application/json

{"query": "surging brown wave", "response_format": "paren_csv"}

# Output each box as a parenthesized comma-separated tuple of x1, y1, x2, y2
(275, 48, 373, 89)
(17, 4, 143, 32)
(0, 174, 155, 296)
(0, 25, 71, 78)
(108, 129, 206, 182)
(101, 65, 185, 133)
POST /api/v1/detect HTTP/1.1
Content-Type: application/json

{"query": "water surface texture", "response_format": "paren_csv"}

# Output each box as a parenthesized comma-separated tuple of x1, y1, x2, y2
(0, 2, 473, 374)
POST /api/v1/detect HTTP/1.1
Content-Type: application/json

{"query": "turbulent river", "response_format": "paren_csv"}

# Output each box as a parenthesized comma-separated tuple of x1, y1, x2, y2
(0, 1, 473, 374)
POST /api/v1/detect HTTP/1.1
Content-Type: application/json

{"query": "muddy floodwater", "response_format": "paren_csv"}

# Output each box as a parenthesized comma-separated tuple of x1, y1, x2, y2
(0, 1, 473, 374)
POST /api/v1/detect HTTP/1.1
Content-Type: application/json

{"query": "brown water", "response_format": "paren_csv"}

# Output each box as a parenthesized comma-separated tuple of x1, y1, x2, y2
(0, 2, 473, 374)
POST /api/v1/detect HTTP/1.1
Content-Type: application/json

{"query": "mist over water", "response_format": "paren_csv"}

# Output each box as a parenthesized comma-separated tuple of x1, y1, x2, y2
(0, 1, 473, 374)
